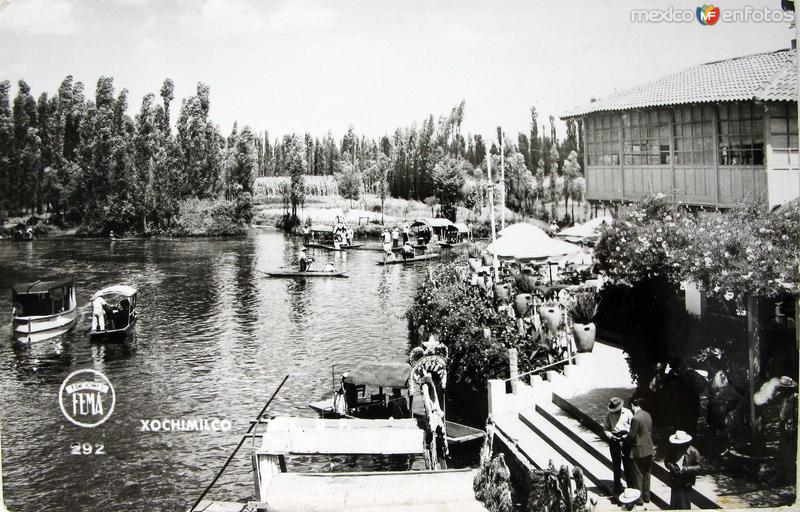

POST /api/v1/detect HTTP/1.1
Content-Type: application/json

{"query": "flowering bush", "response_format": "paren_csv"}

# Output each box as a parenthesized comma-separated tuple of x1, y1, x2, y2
(594, 194, 692, 286)
(678, 201, 800, 303)
(596, 195, 800, 303)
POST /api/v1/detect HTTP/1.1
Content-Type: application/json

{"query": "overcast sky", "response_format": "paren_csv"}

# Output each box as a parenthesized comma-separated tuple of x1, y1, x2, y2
(0, 0, 794, 140)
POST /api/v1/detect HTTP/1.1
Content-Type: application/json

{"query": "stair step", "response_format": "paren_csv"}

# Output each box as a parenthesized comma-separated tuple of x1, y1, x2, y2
(547, 395, 722, 510)
(521, 406, 677, 510)
(493, 414, 570, 470)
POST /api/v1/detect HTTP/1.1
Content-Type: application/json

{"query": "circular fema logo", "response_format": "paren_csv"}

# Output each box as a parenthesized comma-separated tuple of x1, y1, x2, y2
(59, 369, 116, 428)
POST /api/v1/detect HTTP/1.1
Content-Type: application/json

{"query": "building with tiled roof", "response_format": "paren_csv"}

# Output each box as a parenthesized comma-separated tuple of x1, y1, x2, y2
(562, 48, 798, 209)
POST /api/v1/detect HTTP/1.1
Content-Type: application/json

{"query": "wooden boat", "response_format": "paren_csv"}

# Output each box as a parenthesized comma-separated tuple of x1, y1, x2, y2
(263, 270, 348, 278)
(377, 253, 441, 265)
(12, 279, 77, 343)
(88, 285, 138, 342)
(308, 359, 483, 445)
(304, 242, 363, 251)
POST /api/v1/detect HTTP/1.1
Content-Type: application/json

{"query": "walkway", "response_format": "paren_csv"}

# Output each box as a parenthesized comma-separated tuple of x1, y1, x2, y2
(489, 341, 791, 510)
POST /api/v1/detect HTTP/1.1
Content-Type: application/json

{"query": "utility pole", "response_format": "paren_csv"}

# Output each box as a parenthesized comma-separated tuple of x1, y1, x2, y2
(500, 128, 506, 230)
(487, 153, 499, 282)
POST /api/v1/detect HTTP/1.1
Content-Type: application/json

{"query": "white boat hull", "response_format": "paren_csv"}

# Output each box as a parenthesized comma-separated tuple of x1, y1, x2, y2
(13, 309, 78, 343)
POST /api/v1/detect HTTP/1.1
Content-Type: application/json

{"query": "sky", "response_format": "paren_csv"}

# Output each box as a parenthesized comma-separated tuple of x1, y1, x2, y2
(0, 0, 794, 141)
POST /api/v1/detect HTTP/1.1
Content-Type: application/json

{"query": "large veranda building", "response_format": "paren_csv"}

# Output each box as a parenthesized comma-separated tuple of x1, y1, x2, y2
(562, 48, 798, 210)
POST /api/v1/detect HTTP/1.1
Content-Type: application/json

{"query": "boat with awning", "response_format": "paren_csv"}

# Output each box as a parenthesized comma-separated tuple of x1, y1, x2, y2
(12, 279, 77, 343)
(88, 285, 138, 342)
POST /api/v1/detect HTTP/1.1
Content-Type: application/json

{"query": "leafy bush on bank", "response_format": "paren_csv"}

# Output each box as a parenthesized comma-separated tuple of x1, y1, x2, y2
(407, 262, 545, 421)
(171, 196, 252, 237)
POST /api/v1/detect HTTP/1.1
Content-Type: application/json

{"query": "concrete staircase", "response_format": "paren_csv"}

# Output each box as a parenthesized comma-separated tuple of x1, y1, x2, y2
(489, 343, 724, 510)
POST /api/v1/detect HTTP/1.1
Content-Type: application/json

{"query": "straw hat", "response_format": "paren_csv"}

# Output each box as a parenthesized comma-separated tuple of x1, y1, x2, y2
(779, 376, 798, 389)
(669, 430, 693, 444)
(618, 488, 641, 504)
(607, 397, 623, 412)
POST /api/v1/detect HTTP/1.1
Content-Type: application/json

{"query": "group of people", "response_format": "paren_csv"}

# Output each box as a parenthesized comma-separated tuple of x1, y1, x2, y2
(382, 222, 415, 261)
(605, 397, 700, 510)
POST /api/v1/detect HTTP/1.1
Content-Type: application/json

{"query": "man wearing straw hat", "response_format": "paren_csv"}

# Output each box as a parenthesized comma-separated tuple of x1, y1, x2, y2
(618, 488, 641, 511)
(665, 429, 700, 510)
(603, 396, 632, 497)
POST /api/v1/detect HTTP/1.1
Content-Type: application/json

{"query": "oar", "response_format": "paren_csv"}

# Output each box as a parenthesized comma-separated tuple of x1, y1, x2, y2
(188, 374, 290, 512)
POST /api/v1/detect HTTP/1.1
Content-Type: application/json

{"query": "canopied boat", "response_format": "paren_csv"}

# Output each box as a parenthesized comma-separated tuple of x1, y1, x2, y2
(12, 279, 77, 343)
(309, 342, 484, 446)
(410, 218, 455, 245)
(88, 285, 138, 342)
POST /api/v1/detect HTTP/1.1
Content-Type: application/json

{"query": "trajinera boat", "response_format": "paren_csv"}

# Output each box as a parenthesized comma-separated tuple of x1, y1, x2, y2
(12, 279, 77, 343)
(88, 285, 138, 342)
(308, 339, 484, 446)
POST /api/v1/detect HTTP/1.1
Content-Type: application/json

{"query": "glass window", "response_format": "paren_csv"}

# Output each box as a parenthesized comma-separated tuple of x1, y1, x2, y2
(586, 114, 620, 166)
(675, 105, 715, 166)
(719, 101, 764, 165)
(623, 109, 671, 165)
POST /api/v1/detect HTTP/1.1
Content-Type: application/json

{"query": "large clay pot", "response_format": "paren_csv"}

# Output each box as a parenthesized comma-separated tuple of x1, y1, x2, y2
(572, 322, 596, 353)
(494, 283, 511, 304)
(468, 258, 481, 272)
(538, 306, 562, 332)
(514, 293, 533, 317)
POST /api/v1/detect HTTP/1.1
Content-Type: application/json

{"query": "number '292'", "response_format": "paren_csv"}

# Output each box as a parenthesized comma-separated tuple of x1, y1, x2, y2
(70, 443, 105, 455)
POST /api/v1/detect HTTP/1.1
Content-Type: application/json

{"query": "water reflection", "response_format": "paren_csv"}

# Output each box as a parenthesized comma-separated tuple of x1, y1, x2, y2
(0, 230, 429, 512)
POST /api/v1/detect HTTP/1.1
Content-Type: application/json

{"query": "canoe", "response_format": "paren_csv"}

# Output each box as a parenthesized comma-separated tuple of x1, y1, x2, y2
(305, 243, 363, 251)
(263, 270, 349, 278)
(377, 253, 441, 265)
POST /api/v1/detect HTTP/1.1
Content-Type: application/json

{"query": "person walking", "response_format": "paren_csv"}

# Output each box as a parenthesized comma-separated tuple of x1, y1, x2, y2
(626, 397, 654, 506)
(666, 430, 701, 510)
(603, 397, 633, 497)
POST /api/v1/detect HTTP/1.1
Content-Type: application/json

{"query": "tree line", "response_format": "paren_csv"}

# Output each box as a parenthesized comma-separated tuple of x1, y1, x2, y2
(0, 77, 257, 234)
(0, 75, 585, 232)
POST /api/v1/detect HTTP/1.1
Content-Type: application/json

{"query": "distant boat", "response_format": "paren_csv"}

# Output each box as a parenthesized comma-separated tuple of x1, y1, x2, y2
(12, 279, 77, 343)
(377, 253, 441, 265)
(88, 285, 138, 342)
(262, 270, 349, 278)
(305, 242, 363, 251)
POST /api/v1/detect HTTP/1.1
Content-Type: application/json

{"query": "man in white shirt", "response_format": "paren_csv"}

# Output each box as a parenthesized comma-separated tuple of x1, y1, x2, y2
(604, 396, 633, 497)
(91, 296, 109, 332)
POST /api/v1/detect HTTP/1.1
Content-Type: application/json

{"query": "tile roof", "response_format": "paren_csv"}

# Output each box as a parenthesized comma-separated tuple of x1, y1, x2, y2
(563, 48, 797, 118)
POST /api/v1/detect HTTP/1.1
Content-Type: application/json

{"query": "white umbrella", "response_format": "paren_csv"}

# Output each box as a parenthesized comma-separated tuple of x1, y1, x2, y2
(556, 215, 613, 243)
(497, 222, 549, 240)
(487, 226, 582, 261)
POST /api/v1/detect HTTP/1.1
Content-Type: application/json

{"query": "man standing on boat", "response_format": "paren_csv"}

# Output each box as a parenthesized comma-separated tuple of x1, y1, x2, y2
(91, 295, 109, 332)
(298, 247, 310, 272)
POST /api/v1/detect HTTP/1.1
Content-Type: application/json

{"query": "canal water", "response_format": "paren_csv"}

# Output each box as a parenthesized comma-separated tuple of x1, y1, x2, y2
(0, 229, 430, 511)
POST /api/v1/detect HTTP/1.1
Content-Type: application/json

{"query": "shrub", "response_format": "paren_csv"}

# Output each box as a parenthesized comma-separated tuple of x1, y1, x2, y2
(172, 197, 250, 236)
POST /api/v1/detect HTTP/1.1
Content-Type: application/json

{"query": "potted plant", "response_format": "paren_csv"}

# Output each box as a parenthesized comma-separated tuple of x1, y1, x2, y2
(569, 291, 598, 352)
(494, 282, 511, 304)
(513, 275, 536, 317)
(467, 245, 483, 273)
(538, 302, 562, 332)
